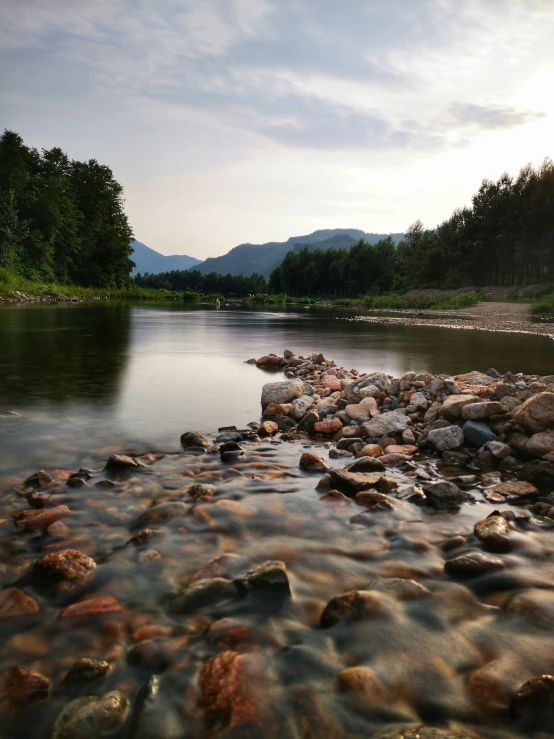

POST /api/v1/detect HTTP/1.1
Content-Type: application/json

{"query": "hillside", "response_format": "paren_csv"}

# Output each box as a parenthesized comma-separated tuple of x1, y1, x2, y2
(194, 230, 404, 277)
(131, 240, 202, 275)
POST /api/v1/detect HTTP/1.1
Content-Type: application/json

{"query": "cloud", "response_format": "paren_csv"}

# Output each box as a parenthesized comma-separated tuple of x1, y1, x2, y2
(451, 103, 545, 129)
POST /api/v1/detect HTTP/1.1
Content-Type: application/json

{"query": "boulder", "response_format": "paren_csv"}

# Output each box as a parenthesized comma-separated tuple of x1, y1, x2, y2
(427, 425, 464, 451)
(261, 379, 304, 409)
(463, 420, 496, 447)
(360, 410, 410, 437)
(422, 480, 463, 509)
(461, 401, 504, 420)
(440, 394, 479, 420)
(526, 430, 554, 458)
(513, 391, 554, 432)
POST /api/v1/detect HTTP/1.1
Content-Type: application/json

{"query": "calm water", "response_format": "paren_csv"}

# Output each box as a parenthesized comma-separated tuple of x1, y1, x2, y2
(1, 301, 554, 475)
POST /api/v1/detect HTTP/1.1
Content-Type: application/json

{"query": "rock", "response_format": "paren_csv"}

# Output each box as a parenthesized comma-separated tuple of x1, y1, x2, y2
(402, 428, 416, 444)
(256, 354, 281, 367)
(234, 560, 291, 596)
(361, 410, 410, 437)
(501, 395, 521, 411)
(357, 443, 383, 458)
(283, 349, 294, 359)
(463, 420, 497, 447)
(289, 684, 342, 739)
(526, 430, 554, 457)
(262, 403, 280, 419)
(105, 454, 144, 471)
(51, 691, 129, 739)
(0, 666, 49, 717)
(496, 382, 516, 398)
(455, 370, 494, 387)
(180, 432, 210, 449)
(0, 588, 39, 618)
(12, 504, 71, 532)
(406, 391, 427, 412)
(23, 470, 53, 489)
(328, 468, 397, 497)
(320, 590, 398, 627)
(344, 397, 378, 420)
(322, 375, 341, 391)
(347, 457, 385, 472)
(31, 549, 96, 596)
(59, 595, 123, 619)
(337, 666, 389, 703)
(261, 379, 304, 408)
(444, 551, 506, 577)
(486, 480, 539, 502)
(62, 658, 110, 687)
(422, 480, 463, 509)
(187, 483, 216, 502)
(440, 394, 479, 420)
(190, 554, 250, 584)
(373, 727, 480, 739)
(313, 418, 343, 435)
(424, 401, 442, 423)
(259, 420, 279, 436)
(297, 410, 320, 435)
(355, 491, 391, 507)
(441, 450, 469, 466)
(129, 675, 184, 739)
(488, 440, 510, 459)
(513, 391, 554, 432)
(173, 578, 236, 613)
(519, 459, 554, 491)
(461, 401, 504, 420)
(511, 674, 554, 718)
(132, 502, 188, 529)
(380, 453, 412, 465)
(505, 589, 554, 628)
(486, 368, 501, 378)
(427, 425, 464, 451)
(289, 396, 314, 421)
(384, 444, 417, 456)
(474, 516, 513, 552)
(370, 577, 430, 600)
(299, 452, 328, 472)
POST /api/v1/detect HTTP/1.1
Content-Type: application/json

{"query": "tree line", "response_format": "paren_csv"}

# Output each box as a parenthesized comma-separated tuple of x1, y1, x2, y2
(134, 269, 268, 296)
(269, 158, 554, 297)
(0, 130, 134, 287)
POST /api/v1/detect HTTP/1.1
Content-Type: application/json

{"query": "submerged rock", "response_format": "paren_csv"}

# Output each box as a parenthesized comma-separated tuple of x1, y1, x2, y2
(31, 549, 96, 596)
(444, 551, 506, 577)
(422, 480, 463, 509)
(105, 454, 144, 471)
(329, 468, 397, 497)
(320, 590, 399, 627)
(511, 674, 554, 718)
(180, 431, 210, 449)
(51, 691, 129, 739)
(474, 515, 513, 552)
(234, 560, 291, 596)
(0, 588, 39, 619)
(0, 666, 49, 717)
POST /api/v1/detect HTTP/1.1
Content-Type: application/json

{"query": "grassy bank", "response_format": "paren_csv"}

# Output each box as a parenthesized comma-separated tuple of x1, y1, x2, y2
(530, 296, 554, 315)
(245, 291, 480, 311)
(0, 270, 181, 301)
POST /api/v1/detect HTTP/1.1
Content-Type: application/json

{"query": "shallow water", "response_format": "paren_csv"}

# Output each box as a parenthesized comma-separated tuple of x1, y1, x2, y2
(1, 302, 554, 475)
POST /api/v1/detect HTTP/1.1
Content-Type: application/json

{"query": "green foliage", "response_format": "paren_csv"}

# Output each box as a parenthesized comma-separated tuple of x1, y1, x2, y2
(0, 129, 133, 288)
(135, 269, 267, 297)
(362, 292, 479, 311)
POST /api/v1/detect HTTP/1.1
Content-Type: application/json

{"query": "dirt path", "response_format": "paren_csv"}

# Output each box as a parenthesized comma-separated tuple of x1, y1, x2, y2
(459, 301, 531, 321)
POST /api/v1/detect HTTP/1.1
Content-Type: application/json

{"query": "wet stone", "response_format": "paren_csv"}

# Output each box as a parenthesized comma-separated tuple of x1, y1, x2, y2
(486, 480, 539, 503)
(105, 454, 144, 471)
(23, 469, 53, 489)
(444, 551, 506, 578)
(0, 587, 39, 619)
(474, 515, 513, 552)
(234, 560, 291, 597)
(328, 468, 397, 497)
(187, 483, 216, 501)
(0, 665, 49, 717)
(51, 690, 130, 739)
(131, 502, 188, 529)
(422, 480, 463, 509)
(373, 727, 481, 739)
(62, 658, 110, 687)
(511, 674, 554, 718)
(320, 590, 399, 627)
(59, 595, 123, 619)
(180, 431, 210, 449)
(31, 549, 96, 596)
(347, 456, 385, 472)
(173, 577, 236, 613)
(299, 452, 328, 472)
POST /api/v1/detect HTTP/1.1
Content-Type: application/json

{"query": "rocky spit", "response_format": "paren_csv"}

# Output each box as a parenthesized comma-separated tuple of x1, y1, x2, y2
(2, 352, 554, 737)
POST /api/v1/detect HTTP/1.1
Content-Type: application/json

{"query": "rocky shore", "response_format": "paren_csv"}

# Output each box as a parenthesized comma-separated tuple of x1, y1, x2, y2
(2, 351, 554, 737)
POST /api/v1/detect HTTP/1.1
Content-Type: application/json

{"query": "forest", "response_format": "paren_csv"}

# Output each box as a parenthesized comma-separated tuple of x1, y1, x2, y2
(134, 269, 268, 296)
(269, 158, 554, 297)
(0, 130, 134, 287)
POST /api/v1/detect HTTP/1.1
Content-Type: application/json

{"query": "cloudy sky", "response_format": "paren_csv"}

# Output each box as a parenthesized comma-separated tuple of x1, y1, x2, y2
(1, 0, 553, 258)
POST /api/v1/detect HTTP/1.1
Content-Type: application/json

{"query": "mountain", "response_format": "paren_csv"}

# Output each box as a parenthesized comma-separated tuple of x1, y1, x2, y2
(130, 240, 202, 275)
(194, 230, 404, 277)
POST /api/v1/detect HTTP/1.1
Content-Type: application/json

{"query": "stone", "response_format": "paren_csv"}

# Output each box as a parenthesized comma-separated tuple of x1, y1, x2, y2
(59, 595, 123, 619)
(173, 578, 236, 613)
(283, 349, 294, 359)
(380, 453, 412, 465)
(513, 391, 554, 432)
(256, 354, 281, 367)
(0, 666, 49, 717)
(505, 589, 554, 628)
(461, 401, 504, 420)
(424, 401, 442, 423)
(427, 424, 464, 451)
(344, 397, 378, 420)
(373, 726, 481, 739)
(402, 428, 416, 444)
(496, 382, 516, 398)
(31, 549, 96, 596)
(384, 444, 417, 456)
(337, 666, 389, 703)
(259, 420, 279, 436)
(12, 504, 71, 532)
(23, 470, 53, 489)
(62, 658, 110, 686)
(314, 418, 343, 434)
(361, 410, 410, 437)
(289, 396, 314, 421)
(299, 452, 328, 472)
(486, 368, 502, 378)
(51, 691, 130, 739)
(328, 468, 397, 497)
(463, 420, 497, 447)
(355, 491, 391, 507)
(347, 457, 385, 472)
(261, 379, 304, 408)
(322, 375, 341, 391)
(289, 684, 342, 739)
(519, 459, 554, 491)
(180, 431, 210, 449)
(105, 454, 144, 470)
(486, 480, 539, 502)
(371, 577, 430, 600)
(187, 483, 216, 501)
(234, 560, 291, 596)
(442, 450, 469, 466)
(526, 430, 554, 457)
(444, 551, 506, 577)
(132, 502, 188, 529)
(474, 516, 513, 552)
(320, 590, 399, 627)
(501, 395, 521, 411)
(345, 372, 390, 399)
(0, 588, 39, 619)
(262, 402, 280, 419)
(455, 370, 495, 386)
(488, 440, 510, 459)
(191, 555, 250, 585)
(422, 480, 463, 509)
(406, 391, 427, 412)
(440, 394, 479, 420)
(512, 674, 554, 718)
(358, 443, 383, 458)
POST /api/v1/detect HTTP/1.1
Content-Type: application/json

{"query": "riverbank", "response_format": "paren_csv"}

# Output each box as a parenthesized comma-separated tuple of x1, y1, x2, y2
(2, 351, 554, 737)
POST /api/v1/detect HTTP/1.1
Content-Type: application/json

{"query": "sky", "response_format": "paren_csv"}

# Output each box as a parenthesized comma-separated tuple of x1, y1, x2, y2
(1, 0, 553, 259)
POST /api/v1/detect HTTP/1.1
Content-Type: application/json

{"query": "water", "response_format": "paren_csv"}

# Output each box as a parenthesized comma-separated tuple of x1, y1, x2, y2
(1, 302, 554, 475)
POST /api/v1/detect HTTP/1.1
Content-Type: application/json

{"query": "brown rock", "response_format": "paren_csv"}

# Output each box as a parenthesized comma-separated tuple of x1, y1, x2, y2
(314, 418, 343, 435)
(0, 666, 49, 716)
(384, 444, 417, 455)
(380, 453, 412, 465)
(105, 454, 144, 470)
(0, 588, 39, 619)
(262, 403, 280, 419)
(59, 595, 123, 619)
(23, 470, 53, 489)
(207, 618, 283, 650)
(337, 665, 389, 703)
(319, 490, 352, 506)
(461, 401, 504, 420)
(505, 588, 554, 628)
(191, 553, 250, 583)
(31, 549, 96, 595)
(513, 391, 554, 432)
(12, 504, 71, 532)
(444, 551, 506, 577)
(486, 480, 539, 502)
(256, 354, 281, 367)
(299, 452, 328, 472)
(234, 560, 290, 596)
(373, 728, 480, 739)
(526, 430, 554, 458)
(289, 684, 342, 739)
(62, 658, 110, 686)
(440, 394, 479, 420)
(323, 375, 341, 391)
(347, 456, 385, 472)
(320, 590, 399, 627)
(512, 674, 554, 717)
(474, 515, 513, 553)
(328, 468, 397, 497)
(355, 491, 390, 507)
(259, 421, 279, 436)
(357, 443, 382, 458)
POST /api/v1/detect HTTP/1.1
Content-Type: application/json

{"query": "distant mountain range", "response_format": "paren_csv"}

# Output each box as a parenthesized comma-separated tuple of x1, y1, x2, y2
(130, 240, 202, 275)
(194, 229, 405, 277)
(130, 229, 404, 277)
